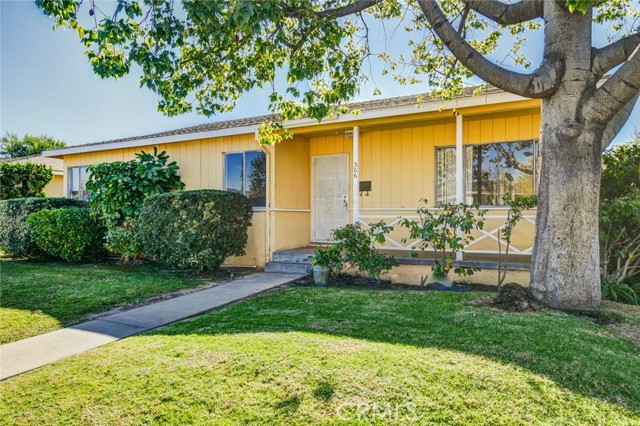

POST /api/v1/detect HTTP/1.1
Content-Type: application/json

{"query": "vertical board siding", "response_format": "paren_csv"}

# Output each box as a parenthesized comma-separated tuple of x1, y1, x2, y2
(275, 137, 310, 209)
(308, 120, 456, 209)
(465, 109, 540, 145)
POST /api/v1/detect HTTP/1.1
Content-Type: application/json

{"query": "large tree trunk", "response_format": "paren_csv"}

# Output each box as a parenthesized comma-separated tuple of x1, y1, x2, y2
(528, 3, 603, 309)
(529, 100, 603, 309)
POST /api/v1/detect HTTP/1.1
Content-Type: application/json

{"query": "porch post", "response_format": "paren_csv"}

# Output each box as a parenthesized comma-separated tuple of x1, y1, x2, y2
(352, 125, 360, 224)
(455, 113, 464, 261)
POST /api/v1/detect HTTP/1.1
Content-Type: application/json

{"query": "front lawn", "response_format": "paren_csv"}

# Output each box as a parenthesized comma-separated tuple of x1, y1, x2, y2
(1, 287, 639, 425)
(0, 259, 234, 344)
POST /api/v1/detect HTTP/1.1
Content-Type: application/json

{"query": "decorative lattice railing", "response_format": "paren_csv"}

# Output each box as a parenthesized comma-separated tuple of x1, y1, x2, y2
(358, 209, 536, 256)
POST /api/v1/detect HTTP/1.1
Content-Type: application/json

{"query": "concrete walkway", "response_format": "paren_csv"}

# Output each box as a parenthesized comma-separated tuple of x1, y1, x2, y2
(0, 272, 303, 380)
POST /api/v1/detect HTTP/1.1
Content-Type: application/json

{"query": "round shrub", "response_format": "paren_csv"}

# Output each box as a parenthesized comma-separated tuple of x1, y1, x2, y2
(139, 190, 253, 271)
(28, 207, 105, 262)
(0, 197, 88, 257)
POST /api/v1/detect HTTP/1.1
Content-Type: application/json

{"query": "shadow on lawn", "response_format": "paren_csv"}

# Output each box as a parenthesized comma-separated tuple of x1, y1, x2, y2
(148, 286, 640, 414)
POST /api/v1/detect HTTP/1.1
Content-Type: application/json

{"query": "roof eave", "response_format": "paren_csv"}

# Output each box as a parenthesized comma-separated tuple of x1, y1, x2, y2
(43, 90, 529, 158)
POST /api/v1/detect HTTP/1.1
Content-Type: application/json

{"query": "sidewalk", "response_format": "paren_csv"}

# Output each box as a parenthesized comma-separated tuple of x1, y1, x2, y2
(0, 272, 303, 380)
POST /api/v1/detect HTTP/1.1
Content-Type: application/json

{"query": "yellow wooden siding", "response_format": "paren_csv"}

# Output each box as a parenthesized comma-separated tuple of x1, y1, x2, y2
(273, 212, 311, 251)
(274, 136, 310, 209)
(309, 119, 456, 209)
(44, 175, 64, 198)
(271, 136, 312, 251)
(463, 108, 540, 145)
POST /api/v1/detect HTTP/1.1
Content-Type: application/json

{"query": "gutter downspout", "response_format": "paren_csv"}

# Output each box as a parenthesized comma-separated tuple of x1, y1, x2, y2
(257, 132, 272, 268)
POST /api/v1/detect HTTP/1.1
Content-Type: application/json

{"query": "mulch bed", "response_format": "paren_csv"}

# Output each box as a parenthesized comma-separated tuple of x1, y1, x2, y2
(295, 274, 481, 292)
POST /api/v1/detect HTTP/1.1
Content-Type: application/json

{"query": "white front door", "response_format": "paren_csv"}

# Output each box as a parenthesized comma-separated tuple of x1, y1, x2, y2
(312, 154, 349, 241)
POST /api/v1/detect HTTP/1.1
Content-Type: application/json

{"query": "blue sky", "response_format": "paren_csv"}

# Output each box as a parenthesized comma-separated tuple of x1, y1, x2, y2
(1, 0, 638, 147)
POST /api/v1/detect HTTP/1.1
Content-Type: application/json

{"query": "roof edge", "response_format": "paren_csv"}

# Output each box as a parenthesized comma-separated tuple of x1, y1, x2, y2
(44, 88, 529, 158)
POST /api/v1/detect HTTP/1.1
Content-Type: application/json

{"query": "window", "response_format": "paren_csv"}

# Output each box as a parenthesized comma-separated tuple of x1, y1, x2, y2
(68, 166, 90, 200)
(436, 140, 538, 206)
(436, 147, 457, 205)
(224, 151, 266, 208)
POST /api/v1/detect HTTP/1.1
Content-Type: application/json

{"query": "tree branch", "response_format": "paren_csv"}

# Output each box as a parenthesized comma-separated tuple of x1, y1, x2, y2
(585, 46, 640, 126)
(601, 92, 639, 151)
(417, 0, 563, 98)
(285, 0, 383, 19)
(592, 32, 640, 77)
(462, 0, 543, 25)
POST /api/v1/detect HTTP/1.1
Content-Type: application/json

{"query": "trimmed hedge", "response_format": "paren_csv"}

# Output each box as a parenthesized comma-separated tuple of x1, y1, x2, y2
(0, 162, 54, 200)
(0, 197, 88, 257)
(28, 207, 105, 262)
(139, 190, 253, 271)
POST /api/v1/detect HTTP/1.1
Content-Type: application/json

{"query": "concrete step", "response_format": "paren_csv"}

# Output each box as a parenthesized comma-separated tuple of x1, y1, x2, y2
(265, 261, 311, 275)
(272, 251, 315, 264)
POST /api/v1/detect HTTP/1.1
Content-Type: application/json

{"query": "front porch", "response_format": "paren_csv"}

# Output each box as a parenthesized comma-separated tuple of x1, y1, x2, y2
(261, 102, 540, 285)
(265, 246, 532, 286)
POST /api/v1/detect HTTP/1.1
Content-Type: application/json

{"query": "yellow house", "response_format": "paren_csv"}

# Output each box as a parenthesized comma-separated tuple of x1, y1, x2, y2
(44, 87, 539, 286)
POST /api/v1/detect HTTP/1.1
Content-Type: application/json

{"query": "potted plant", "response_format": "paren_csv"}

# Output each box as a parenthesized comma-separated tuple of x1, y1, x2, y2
(311, 245, 341, 286)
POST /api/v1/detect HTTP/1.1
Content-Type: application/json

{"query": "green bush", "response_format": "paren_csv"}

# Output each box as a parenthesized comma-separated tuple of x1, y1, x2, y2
(139, 190, 253, 271)
(86, 148, 184, 227)
(600, 137, 640, 293)
(105, 220, 143, 263)
(28, 207, 105, 262)
(0, 162, 54, 200)
(601, 277, 639, 305)
(0, 197, 87, 257)
(331, 222, 398, 284)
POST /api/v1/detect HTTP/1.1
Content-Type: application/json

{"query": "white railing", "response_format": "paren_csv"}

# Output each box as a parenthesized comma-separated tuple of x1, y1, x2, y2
(358, 209, 536, 257)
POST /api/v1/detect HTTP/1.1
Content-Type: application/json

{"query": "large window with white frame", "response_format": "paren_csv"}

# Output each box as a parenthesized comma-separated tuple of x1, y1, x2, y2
(436, 140, 538, 206)
(224, 150, 266, 208)
(68, 166, 90, 200)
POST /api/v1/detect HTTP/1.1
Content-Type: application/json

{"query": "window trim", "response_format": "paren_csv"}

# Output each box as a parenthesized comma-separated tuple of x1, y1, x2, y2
(435, 139, 539, 208)
(223, 150, 267, 210)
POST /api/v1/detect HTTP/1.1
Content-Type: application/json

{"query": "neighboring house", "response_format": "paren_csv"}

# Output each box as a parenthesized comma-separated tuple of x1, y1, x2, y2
(1, 155, 64, 197)
(44, 87, 539, 285)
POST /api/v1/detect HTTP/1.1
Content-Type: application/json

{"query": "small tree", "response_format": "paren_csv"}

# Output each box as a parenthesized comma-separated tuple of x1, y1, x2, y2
(0, 162, 54, 200)
(1, 133, 66, 159)
(497, 184, 538, 290)
(86, 147, 184, 227)
(401, 200, 486, 284)
(86, 147, 184, 261)
(331, 221, 398, 284)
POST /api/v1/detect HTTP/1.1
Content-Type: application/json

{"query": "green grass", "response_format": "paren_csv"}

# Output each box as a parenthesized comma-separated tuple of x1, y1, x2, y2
(0, 259, 232, 344)
(1, 287, 639, 425)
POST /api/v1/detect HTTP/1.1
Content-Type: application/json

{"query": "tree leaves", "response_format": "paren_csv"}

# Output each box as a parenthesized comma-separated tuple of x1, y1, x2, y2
(0, 133, 66, 159)
(85, 148, 184, 227)
(35, 0, 638, 144)
(0, 162, 54, 199)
